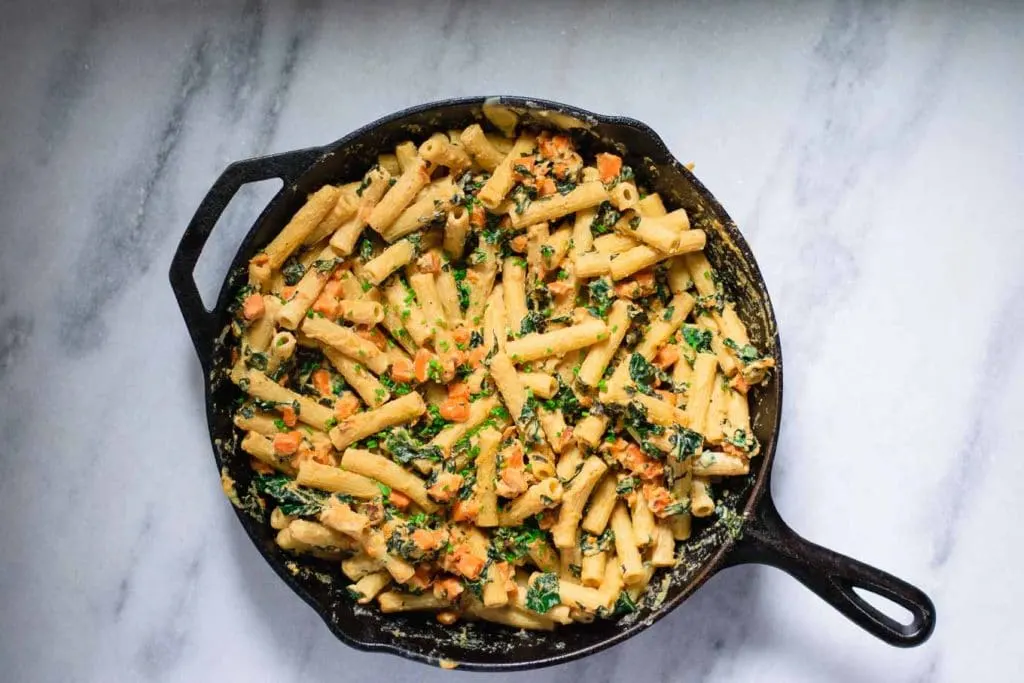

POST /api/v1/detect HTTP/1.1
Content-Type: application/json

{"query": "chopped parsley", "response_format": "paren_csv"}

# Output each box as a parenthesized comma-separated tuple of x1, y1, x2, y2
(453, 267, 471, 312)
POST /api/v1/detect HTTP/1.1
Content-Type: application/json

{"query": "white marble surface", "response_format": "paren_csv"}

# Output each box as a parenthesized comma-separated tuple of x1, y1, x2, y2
(1, 0, 1022, 680)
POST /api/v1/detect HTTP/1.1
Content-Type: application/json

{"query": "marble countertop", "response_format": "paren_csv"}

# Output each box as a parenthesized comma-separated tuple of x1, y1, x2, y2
(2, 1, 1022, 681)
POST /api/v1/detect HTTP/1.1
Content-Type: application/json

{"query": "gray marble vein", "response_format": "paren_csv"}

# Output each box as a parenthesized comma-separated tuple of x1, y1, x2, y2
(1, 0, 1022, 681)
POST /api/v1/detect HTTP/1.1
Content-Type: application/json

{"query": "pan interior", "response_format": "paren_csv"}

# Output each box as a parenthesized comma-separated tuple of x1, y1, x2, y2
(204, 97, 781, 669)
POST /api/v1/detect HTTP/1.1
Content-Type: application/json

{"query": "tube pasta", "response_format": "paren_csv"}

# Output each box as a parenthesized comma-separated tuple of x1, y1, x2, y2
(551, 457, 608, 548)
(367, 157, 431, 234)
(435, 259, 464, 327)
(478, 134, 537, 208)
(394, 141, 418, 172)
(418, 132, 471, 173)
(610, 503, 646, 585)
(690, 477, 715, 517)
(322, 347, 389, 408)
(350, 571, 391, 604)
(256, 185, 340, 270)
(236, 370, 335, 431)
(242, 431, 291, 473)
(474, 427, 503, 527)
(340, 446, 437, 512)
(382, 178, 456, 242)
(509, 181, 610, 228)
(691, 451, 750, 476)
(483, 284, 507, 353)
(574, 414, 609, 449)
(498, 478, 564, 526)
(519, 372, 557, 399)
(295, 460, 380, 499)
(581, 474, 617, 535)
(630, 492, 656, 547)
(576, 300, 631, 387)
(542, 226, 573, 272)
(377, 154, 400, 176)
(460, 123, 505, 171)
(615, 213, 680, 253)
(276, 245, 339, 329)
(339, 300, 385, 326)
(609, 230, 707, 281)
(684, 353, 719, 435)
(465, 242, 498, 326)
(330, 166, 391, 255)
(382, 279, 433, 347)
(637, 192, 667, 217)
(301, 316, 390, 375)
(580, 551, 606, 587)
(593, 233, 640, 255)
(505, 318, 609, 363)
(503, 257, 528, 336)
(573, 252, 611, 278)
(444, 204, 470, 258)
(305, 188, 359, 246)
(329, 393, 428, 451)
(430, 395, 503, 455)
(378, 591, 449, 613)
(363, 240, 417, 285)
(525, 222, 550, 279)
(242, 295, 282, 352)
(609, 182, 639, 211)
(466, 604, 555, 630)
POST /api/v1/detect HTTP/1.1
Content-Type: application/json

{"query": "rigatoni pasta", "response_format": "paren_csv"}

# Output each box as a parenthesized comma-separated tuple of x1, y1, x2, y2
(232, 119, 774, 630)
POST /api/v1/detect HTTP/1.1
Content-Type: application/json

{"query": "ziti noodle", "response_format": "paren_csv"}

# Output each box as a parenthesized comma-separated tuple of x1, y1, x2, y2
(227, 124, 774, 629)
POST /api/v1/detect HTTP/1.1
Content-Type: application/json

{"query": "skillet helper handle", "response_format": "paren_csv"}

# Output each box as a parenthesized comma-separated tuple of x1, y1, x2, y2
(727, 494, 936, 647)
(169, 146, 323, 368)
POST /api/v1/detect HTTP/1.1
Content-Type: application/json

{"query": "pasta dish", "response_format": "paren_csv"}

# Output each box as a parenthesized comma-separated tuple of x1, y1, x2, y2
(226, 123, 774, 629)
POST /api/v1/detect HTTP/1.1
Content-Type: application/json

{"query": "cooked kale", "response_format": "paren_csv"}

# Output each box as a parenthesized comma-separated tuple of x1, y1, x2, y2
(412, 404, 449, 441)
(723, 337, 762, 364)
(623, 401, 665, 445)
(545, 379, 585, 424)
(590, 201, 621, 236)
(525, 572, 560, 613)
(682, 325, 713, 353)
(669, 427, 704, 461)
(256, 475, 337, 517)
(628, 353, 659, 394)
(580, 529, 615, 556)
(383, 428, 443, 466)
(586, 278, 614, 318)
(281, 259, 306, 286)
(490, 525, 545, 563)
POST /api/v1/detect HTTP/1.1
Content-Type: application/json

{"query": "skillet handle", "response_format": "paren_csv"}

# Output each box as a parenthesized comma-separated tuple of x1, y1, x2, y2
(726, 493, 936, 647)
(169, 146, 324, 369)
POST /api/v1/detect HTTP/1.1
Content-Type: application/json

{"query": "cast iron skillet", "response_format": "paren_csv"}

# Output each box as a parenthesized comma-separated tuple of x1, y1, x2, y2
(169, 96, 935, 670)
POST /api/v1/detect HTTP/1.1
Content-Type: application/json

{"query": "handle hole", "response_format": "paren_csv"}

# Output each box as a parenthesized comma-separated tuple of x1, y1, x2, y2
(193, 178, 283, 309)
(852, 587, 916, 627)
